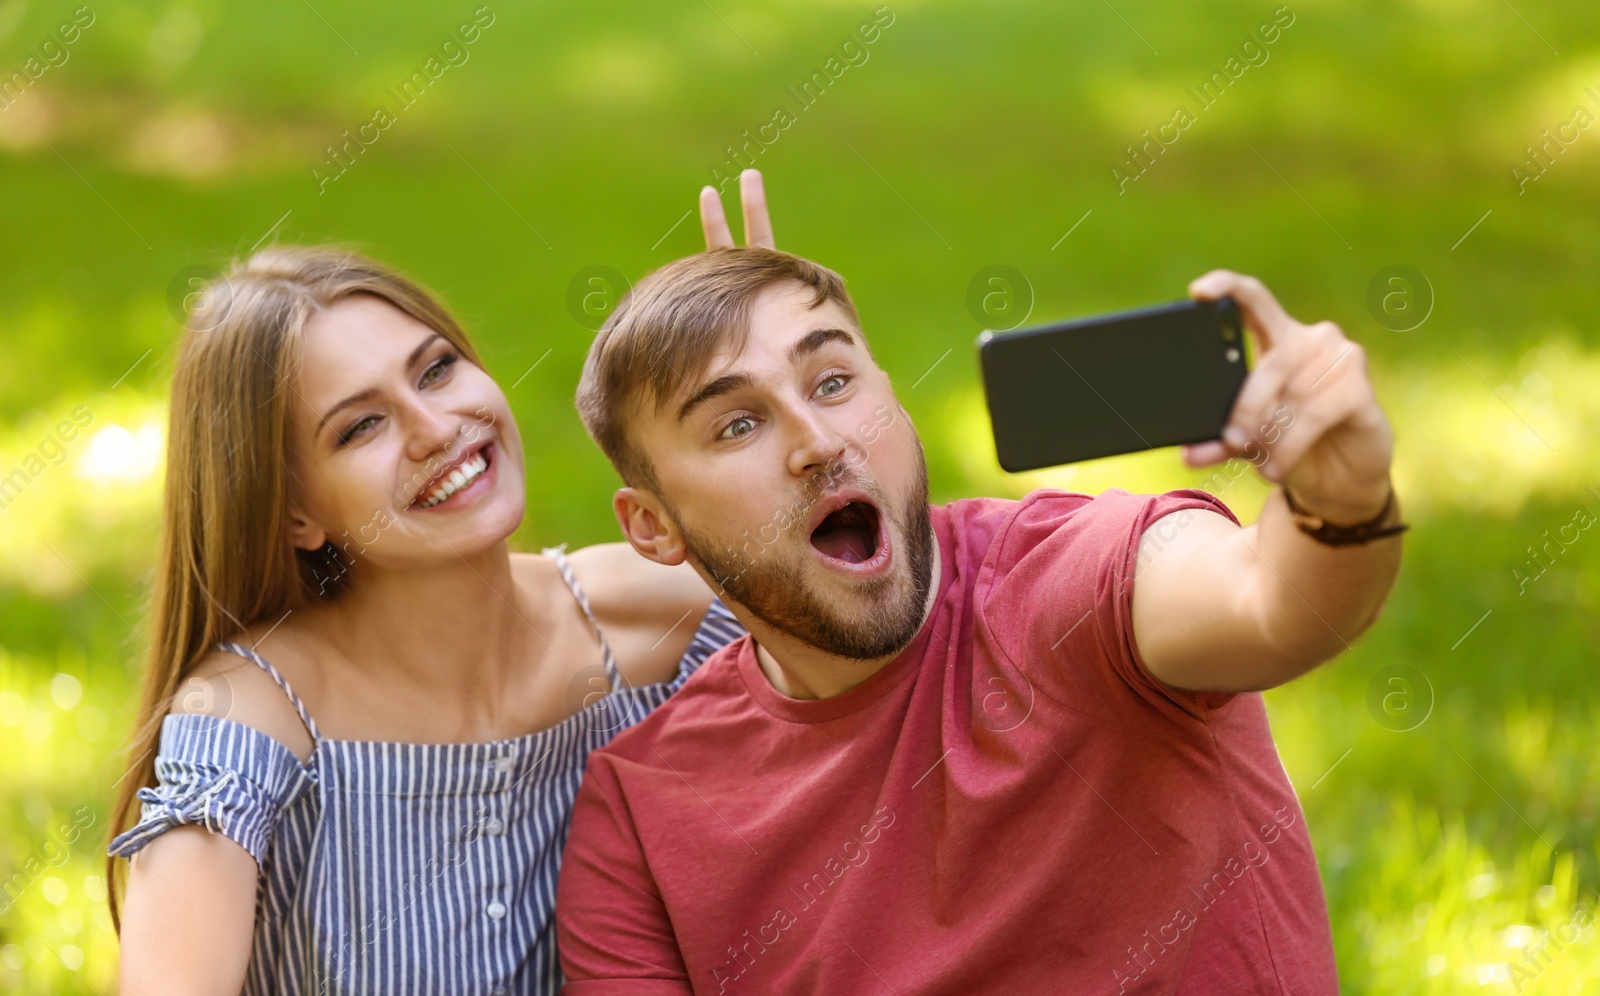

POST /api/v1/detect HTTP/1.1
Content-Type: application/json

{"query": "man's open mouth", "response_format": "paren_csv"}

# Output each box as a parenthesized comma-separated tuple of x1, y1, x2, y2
(809, 498, 883, 565)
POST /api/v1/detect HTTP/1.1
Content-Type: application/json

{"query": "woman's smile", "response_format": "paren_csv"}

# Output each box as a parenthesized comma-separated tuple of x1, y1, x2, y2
(411, 441, 497, 511)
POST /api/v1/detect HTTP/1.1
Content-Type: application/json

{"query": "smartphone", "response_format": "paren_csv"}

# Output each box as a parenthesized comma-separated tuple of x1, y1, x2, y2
(977, 296, 1247, 472)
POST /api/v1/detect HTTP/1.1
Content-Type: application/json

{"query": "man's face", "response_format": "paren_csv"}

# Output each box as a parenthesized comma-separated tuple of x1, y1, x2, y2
(633, 280, 935, 660)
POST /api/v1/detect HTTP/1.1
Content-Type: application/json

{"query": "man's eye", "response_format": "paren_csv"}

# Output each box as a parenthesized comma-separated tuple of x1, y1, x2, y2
(816, 375, 847, 397)
(719, 417, 756, 440)
(421, 353, 458, 386)
(337, 415, 379, 446)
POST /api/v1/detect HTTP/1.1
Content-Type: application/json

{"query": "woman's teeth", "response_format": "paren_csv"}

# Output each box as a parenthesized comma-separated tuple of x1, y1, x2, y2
(417, 452, 488, 508)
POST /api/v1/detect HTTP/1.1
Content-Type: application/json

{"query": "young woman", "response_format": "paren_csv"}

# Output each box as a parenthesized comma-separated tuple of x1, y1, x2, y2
(108, 172, 777, 994)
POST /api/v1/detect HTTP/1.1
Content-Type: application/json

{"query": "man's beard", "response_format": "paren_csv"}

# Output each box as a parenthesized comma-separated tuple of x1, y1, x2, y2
(671, 452, 936, 661)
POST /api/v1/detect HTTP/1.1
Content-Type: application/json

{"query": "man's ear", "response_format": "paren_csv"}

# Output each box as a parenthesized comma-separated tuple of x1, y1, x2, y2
(286, 504, 329, 552)
(614, 487, 687, 567)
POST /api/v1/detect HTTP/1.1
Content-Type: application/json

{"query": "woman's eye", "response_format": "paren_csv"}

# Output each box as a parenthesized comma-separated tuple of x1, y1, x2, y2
(337, 415, 379, 446)
(421, 353, 457, 386)
(719, 417, 756, 440)
(816, 375, 846, 397)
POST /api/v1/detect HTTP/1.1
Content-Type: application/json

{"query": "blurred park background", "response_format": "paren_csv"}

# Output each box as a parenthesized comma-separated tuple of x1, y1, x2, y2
(1, 0, 1597, 991)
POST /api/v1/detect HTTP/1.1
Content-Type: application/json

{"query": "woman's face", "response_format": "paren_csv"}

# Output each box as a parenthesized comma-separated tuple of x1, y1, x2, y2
(287, 294, 525, 576)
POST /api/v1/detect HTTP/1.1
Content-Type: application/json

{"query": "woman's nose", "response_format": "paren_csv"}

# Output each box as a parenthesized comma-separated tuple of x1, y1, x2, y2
(404, 400, 462, 462)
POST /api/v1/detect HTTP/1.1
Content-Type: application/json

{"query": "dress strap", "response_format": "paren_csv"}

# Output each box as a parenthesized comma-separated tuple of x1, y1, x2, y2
(213, 641, 323, 745)
(543, 546, 625, 696)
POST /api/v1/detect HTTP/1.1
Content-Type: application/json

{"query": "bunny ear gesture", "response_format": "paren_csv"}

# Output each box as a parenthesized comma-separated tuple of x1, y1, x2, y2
(700, 169, 776, 251)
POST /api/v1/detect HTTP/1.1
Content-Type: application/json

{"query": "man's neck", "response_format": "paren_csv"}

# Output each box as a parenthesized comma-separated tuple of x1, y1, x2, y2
(751, 538, 942, 700)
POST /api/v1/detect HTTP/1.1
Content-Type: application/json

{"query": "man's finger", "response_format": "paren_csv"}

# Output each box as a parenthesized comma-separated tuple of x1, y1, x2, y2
(701, 186, 734, 250)
(1188, 269, 1298, 353)
(1224, 345, 1297, 453)
(1253, 395, 1354, 483)
(1181, 441, 1232, 467)
(740, 170, 775, 249)
(1285, 327, 1362, 396)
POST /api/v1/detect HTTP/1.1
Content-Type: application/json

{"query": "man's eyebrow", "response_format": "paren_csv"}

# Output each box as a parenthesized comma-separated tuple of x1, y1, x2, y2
(676, 372, 754, 423)
(317, 333, 443, 434)
(674, 328, 857, 423)
(789, 327, 856, 364)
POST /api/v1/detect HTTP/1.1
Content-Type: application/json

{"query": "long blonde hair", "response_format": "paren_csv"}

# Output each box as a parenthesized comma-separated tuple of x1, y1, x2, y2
(107, 246, 484, 928)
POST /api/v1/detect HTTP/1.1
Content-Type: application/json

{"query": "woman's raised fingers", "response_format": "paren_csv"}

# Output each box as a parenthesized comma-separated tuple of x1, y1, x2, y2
(740, 170, 775, 249)
(701, 185, 734, 250)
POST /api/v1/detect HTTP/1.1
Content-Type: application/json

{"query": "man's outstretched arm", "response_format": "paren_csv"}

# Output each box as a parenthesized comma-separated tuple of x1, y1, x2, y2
(1131, 271, 1404, 693)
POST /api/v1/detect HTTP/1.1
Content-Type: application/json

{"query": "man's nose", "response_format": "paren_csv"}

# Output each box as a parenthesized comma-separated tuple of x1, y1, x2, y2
(785, 406, 851, 480)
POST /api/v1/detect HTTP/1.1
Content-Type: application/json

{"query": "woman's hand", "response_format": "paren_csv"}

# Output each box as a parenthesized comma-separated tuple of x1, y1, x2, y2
(700, 169, 775, 250)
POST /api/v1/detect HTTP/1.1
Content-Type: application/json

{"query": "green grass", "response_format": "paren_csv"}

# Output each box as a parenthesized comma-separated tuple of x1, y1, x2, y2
(3, 0, 1598, 991)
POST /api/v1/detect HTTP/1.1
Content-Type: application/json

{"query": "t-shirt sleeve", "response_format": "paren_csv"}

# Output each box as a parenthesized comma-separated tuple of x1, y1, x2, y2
(106, 713, 309, 867)
(977, 488, 1241, 723)
(557, 754, 694, 995)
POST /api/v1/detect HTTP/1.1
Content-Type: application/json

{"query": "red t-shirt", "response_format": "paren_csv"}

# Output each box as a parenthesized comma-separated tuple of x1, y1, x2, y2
(557, 489, 1338, 995)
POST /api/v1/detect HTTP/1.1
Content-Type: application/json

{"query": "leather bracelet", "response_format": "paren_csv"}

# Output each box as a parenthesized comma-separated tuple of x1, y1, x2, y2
(1281, 483, 1409, 547)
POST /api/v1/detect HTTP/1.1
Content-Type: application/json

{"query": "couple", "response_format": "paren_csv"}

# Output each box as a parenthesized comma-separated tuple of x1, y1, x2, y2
(109, 170, 1402, 994)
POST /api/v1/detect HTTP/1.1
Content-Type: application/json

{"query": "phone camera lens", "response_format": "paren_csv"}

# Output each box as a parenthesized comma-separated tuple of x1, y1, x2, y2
(1221, 324, 1238, 342)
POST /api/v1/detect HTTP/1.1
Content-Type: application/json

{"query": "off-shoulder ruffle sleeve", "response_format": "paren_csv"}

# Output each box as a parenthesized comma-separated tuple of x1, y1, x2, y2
(108, 713, 314, 867)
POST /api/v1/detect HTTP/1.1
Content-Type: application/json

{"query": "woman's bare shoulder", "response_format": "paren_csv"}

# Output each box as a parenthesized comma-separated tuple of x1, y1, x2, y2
(541, 543, 717, 685)
(172, 630, 318, 763)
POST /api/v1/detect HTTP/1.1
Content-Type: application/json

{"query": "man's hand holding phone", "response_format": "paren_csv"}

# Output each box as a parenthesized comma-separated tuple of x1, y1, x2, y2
(1132, 271, 1404, 693)
(1184, 270, 1395, 527)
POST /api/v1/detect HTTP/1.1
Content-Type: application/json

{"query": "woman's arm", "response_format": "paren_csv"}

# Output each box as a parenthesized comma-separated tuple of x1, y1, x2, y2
(565, 544, 715, 686)
(117, 652, 312, 995)
(119, 826, 258, 996)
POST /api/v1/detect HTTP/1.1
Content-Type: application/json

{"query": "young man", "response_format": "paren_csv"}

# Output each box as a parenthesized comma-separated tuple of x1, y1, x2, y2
(556, 191, 1401, 994)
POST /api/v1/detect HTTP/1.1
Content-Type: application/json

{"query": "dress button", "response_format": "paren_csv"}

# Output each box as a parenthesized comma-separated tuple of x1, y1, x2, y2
(492, 755, 516, 774)
(486, 900, 507, 921)
(482, 814, 505, 836)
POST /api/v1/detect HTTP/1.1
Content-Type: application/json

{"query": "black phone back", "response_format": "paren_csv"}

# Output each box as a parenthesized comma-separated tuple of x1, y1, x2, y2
(977, 297, 1246, 472)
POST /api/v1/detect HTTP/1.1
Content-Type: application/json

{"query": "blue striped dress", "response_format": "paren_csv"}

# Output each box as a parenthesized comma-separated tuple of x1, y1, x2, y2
(109, 549, 744, 995)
